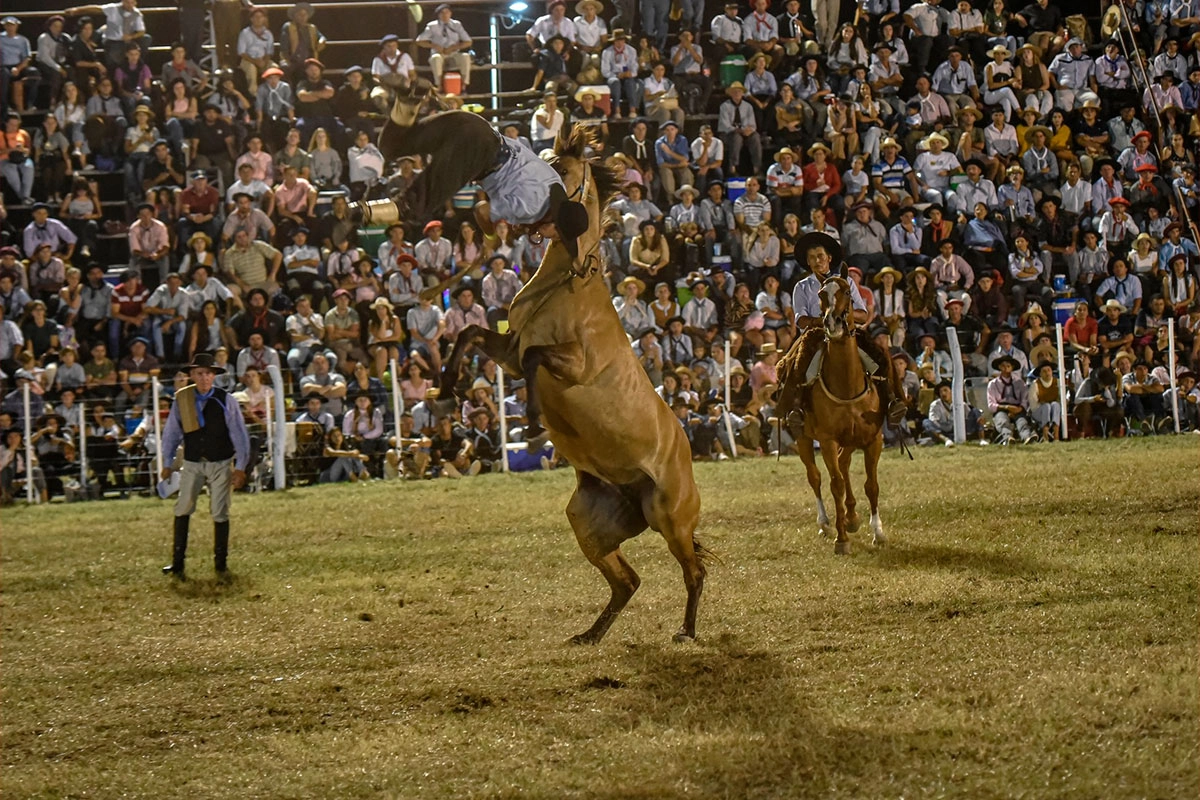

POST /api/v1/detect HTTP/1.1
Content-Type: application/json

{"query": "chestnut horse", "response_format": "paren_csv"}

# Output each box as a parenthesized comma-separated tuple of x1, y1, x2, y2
(441, 128, 709, 644)
(776, 267, 887, 555)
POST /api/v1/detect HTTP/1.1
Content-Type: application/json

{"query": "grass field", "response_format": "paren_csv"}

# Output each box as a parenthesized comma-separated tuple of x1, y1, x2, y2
(2, 437, 1198, 799)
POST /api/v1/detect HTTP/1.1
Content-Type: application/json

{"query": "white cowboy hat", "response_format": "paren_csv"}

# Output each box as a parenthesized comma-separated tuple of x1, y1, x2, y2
(773, 147, 799, 162)
(575, 0, 603, 13)
(574, 86, 600, 102)
(987, 44, 1012, 59)
(1101, 298, 1127, 314)
(925, 131, 949, 147)
(675, 184, 698, 199)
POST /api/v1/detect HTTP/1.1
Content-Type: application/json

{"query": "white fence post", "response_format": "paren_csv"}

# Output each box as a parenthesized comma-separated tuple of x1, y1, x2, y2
(268, 364, 287, 490)
(79, 400, 88, 488)
(722, 340, 738, 458)
(1168, 319, 1180, 434)
(1055, 323, 1070, 441)
(945, 325, 966, 443)
(497, 366, 509, 473)
(151, 377, 164, 479)
(390, 357, 404, 433)
(22, 382, 34, 504)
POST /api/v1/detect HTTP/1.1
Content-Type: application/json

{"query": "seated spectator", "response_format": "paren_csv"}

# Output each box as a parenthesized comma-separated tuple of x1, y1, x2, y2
(112, 42, 151, 118)
(299, 352, 347, 417)
(144, 271, 191, 360)
(273, 128, 310, 181)
(365, 295, 404, 378)
(226, 163, 275, 214)
(346, 129, 385, 201)
(187, 298, 235, 359)
(923, 380, 986, 446)
(115, 335, 159, 411)
(295, 58, 341, 147)
(222, 192, 275, 246)
(189, 104, 236, 188)
(987, 354, 1037, 444)
(229, 286, 285, 349)
(236, 7, 276, 94)
(0, 270, 30, 321)
(333, 65, 375, 139)
(279, 1, 326, 83)
(1122, 359, 1167, 434)
(307, 127, 343, 191)
(25, 242, 66, 305)
(223, 228, 281, 299)
(296, 394, 335, 433)
(234, 328, 281, 376)
(1096, 257, 1143, 316)
(405, 291, 444, 376)
(1, 112, 35, 204)
(161, 78, 199, 159)
(987, 325, 1030, 376)
(717, 82, 761, 177)
(428, 413, 482, 478)
(369, 34, 415, 113)
(140, 139, 184, 204)
(318, 426, 370, 483)
(272, 163, 316, 244)
(20, 300, 59, 365)
(481, 254, 522, 329)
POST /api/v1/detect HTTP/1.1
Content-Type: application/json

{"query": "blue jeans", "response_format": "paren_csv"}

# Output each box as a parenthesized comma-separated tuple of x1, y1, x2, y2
(606, 76, 642, 116)
(109, 317, 153, 358)
(152, 316, 187, 360)
(287, 343, 337, 381)
(0, 157, 34, 198)
(640, 0, 670, 49)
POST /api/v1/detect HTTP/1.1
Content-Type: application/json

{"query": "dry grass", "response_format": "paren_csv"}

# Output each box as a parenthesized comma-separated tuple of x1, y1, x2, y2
(2, 437, 1198, 799)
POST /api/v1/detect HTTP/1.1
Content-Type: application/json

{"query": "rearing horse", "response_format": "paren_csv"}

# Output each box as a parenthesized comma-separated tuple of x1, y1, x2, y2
(776, 266, 887, 555)
(441, 128, 708, 644)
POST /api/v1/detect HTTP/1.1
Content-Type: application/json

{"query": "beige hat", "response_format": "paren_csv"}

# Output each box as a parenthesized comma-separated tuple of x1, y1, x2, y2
(725, 81, 747, 95)
(987, 44, 1012, 59)
(618, 275, 646, 294)
(880, 137, 901, 150)
(925, 131, 949, 148)
(675, 184, 698, 199)
(370, 296, 394, 310)
(807, 141, 832, 156)
(575, 0, 603, 13)
(773, 147, 799, 162)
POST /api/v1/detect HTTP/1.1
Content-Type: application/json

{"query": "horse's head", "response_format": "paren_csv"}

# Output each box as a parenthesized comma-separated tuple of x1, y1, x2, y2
(542, 126, 621, 279)
(819, 265, 855, 341)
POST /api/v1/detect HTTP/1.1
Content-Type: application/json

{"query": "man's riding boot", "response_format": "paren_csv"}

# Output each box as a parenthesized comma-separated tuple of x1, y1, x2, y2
(887, 397, 909, 426)
(162, 516, 190, 579)
(214, 520, 230, 575)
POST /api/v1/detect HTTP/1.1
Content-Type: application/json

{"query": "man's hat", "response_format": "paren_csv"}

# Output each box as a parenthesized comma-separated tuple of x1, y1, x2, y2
(261, 67, 284, 79)
(1132, 130, 1152, 143)
(773, 147, 799, 162)
(1108, 196, 1131, 206)
(304, 58, 324, 69)
(423, 220, 443, 234)
(187, 353, 226, 374)
(725, 81, 747, 94)
(991, 354, 1021, 370)
(1135, 163, 1158, 173)
(796, 231, 843, 266)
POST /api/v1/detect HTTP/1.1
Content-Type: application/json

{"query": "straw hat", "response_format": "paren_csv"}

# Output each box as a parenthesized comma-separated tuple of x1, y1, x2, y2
(133, 104, 155, 120)
(675, 184, 698, 199)
(618, 275, 646, 294)
(773, 147, 799, 162)
(925, 131, 949, 148)
(187, 231, 212, 249)
(873, 266, 903, 285)
(880, 137, 900, 150)
(1019, 303, 1047, 324)
(807, 141, 832, 156)
(574, 86, 599, 102)
(575, 0, 603, 12)
(1101, 298, 1127, 314)
(987, 44, 1012, 59)
(1023, 125, 1052, 144)
(956, 105, 983, 122)
(370, 296, 394, 310)
(470, 377, 492, 392)
(725, 81, 747, 95)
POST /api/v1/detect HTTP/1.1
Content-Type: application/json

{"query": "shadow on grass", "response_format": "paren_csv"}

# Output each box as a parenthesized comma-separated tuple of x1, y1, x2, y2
(864, 543, 1045, 578)
(498, 633, 901, 798)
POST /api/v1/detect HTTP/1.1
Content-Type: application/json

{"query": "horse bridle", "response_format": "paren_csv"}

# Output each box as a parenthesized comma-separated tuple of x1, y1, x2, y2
(567, 159, 601, 280)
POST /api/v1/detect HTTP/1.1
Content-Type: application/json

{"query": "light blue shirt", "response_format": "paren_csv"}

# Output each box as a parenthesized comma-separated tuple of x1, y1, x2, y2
(791, 272, 867, 320)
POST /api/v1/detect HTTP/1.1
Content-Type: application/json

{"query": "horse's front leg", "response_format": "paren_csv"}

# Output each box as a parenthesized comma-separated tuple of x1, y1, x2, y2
(521, 342, 586, 446)
(819, 441, 851, 555)
(439, 325, 519, 401)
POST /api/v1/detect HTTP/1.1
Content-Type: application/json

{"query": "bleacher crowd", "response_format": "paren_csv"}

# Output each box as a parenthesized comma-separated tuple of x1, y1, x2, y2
(1, 0, 1199, 503)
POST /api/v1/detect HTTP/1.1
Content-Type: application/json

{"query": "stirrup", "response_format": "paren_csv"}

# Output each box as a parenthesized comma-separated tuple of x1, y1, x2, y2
(886, 399, 908, 425)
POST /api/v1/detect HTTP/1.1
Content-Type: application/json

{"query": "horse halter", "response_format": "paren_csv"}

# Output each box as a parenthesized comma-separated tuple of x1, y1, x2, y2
(820, 273, 853, 339)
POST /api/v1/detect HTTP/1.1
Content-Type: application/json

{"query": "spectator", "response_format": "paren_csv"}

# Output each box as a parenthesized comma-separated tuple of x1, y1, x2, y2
(294, 58, 340, 147)
(115, 334, 159, 410)
(279, 2, 326, 84)
(145, 272, 190, 360)
(299, 352, 346, 417)
(0, 16, 40, 114)
(128, 202, 171, 285)
(222, 228, 282, 299)
(189, 104, 236, 188)
(987, 353, 1036, 444)
(24, 202, 77, 261)
(1, 112, 34, 204)
(222, 191, 275, 245)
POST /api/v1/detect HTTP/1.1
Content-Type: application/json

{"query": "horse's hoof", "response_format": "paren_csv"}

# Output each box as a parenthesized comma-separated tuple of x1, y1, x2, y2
(817, 523, 833, 538)
(846, 515, 862, 533)
(672, 629, 696, 644)
(834, 540, 851, 556)
(526, 430, 551, 452)
(568, 632, 600, 646)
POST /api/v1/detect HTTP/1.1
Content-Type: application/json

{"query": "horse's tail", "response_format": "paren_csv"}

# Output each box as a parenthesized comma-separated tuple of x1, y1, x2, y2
(692, 536, 722, 573)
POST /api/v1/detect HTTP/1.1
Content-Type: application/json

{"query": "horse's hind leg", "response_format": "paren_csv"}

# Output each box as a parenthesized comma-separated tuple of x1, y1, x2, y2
(864, 435, 886, 548)
(820, 442, 851, 555)
(841, 445, 861, 533)
(797, 437, 832, 537)
(566, 473, 648, 645)
(644, 478, 705, 643)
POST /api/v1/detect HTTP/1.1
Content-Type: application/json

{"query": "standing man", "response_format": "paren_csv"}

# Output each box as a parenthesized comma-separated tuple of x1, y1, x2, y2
(417, 4, 473, 91)
(159, 352, 251, 581)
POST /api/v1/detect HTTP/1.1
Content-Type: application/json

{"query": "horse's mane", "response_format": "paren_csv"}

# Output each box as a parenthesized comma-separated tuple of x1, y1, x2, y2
(551, 126, 623, 206)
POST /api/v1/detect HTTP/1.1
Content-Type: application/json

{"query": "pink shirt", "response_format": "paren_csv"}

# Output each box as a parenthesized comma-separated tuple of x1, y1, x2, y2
(273, 178, 313, 213)
(128, 218, 169, 256)
(236, 150, 274, 183)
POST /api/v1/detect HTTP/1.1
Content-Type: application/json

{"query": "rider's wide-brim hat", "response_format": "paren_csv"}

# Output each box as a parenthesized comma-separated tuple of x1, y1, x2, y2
(796, 231, 843, 268)
(187, 353, 226, 374)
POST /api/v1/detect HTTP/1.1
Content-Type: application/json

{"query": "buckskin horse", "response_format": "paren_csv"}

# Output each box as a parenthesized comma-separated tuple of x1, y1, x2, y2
(775, 266, 888, 556)
(438, 127, 709, 644)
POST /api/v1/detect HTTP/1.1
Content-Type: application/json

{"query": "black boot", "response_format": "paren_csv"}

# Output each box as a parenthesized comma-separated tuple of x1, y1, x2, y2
(214, 520, 230, 577)
(162, 515, 189, 580)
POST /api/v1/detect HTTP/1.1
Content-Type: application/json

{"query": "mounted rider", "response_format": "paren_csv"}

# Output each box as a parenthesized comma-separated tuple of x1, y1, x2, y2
(775, 231, 908, 431)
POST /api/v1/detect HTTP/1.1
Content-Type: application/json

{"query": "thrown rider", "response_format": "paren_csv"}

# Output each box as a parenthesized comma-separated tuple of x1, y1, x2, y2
(375, 82, 590, 260)
(777, 231, 908, 431)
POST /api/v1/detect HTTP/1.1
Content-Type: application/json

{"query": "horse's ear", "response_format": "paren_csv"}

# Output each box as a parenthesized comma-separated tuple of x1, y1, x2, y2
(839, 263, 848, 281)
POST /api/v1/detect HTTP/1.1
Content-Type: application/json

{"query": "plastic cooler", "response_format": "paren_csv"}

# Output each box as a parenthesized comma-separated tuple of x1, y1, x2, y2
(582, 85, 611, 114)
(719, 55, 746, 87)
(1052, 297, 1078, 325)
(725, 177, 747, 201)
(442, 71, 463, 94)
